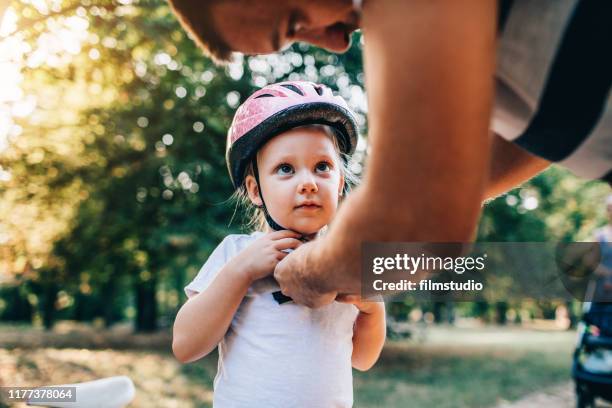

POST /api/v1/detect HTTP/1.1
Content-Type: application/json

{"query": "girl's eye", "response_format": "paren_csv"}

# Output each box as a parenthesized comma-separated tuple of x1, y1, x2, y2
(277, 164, 294, 175)
(315, 162, 331, 173)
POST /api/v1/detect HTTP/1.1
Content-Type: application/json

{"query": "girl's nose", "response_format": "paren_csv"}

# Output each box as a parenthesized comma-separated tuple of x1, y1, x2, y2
(298, 174, 318, 194)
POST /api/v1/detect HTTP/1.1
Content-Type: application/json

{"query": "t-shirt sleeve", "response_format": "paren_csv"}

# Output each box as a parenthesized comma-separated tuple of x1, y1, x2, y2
(184, 235, 239, 298)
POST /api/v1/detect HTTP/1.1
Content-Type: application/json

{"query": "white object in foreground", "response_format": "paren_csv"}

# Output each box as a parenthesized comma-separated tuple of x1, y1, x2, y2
(27, 376, 135, 408)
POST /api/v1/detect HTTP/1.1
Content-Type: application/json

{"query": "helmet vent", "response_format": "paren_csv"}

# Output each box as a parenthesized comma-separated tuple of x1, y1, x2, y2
(254, 93, 275, 99)
(313, 86, 324, 96)
(280, 84, 304, 96)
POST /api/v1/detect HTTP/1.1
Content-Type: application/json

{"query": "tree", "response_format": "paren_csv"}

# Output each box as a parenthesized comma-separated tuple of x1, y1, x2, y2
(0, 0, 367, 330)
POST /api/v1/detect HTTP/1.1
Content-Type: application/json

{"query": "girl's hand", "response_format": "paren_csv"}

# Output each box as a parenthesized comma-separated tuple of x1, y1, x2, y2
(335, 294, 385, 315)
(236, 230, 303, 282)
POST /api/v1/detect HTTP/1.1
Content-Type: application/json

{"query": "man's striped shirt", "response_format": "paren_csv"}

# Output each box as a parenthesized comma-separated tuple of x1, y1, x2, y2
(494, 0, 611, 184)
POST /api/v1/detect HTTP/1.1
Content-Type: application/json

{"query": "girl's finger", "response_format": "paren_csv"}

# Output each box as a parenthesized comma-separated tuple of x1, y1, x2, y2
(274, 238, 303, 250)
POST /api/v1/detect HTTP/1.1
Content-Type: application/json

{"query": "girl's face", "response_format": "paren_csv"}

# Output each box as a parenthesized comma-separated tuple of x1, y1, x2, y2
(245, 127, 345, 235)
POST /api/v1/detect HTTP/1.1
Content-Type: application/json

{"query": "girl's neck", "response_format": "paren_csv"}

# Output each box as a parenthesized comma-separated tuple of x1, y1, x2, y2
(262, 226, 326, 241)
(300, 231, 319, 242)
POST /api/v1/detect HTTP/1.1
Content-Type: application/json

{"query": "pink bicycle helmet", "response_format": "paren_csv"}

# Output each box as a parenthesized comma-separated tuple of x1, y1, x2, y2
(226, 81, 358, 188)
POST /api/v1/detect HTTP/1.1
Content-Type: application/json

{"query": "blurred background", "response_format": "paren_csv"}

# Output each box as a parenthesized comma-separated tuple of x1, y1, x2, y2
(0, 1, 611, 407)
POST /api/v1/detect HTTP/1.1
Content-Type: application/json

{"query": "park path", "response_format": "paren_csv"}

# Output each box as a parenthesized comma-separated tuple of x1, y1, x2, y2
(494, 382, 612, 408)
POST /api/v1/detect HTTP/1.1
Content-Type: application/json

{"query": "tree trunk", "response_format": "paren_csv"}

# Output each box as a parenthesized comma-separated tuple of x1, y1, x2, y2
(102, 278, 117, 328)
(41, 281, 58, 331)
(495, 302, 508, 325)
(0, 285, 33, 322)
(135, 273, 157, 332)
(433, 302, 444, 324)
(446, 301, 456, 325)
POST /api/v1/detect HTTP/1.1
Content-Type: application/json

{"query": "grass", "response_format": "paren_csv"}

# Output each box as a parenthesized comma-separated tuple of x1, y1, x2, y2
(0, 323, 576, 407)
(0, 348, 217, 408)
(355, 346, 570, 407)
(353, 326, 575, 408)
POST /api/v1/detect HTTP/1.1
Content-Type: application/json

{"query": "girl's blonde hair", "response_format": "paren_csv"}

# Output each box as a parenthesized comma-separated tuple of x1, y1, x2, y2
(230, 124, 359, 232)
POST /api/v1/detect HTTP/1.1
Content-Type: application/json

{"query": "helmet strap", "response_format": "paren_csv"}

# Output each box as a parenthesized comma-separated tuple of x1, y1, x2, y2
(252, 158, 287, 231)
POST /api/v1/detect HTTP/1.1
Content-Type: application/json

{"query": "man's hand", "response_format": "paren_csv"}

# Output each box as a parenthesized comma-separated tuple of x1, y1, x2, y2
(273, 240, 338, 308)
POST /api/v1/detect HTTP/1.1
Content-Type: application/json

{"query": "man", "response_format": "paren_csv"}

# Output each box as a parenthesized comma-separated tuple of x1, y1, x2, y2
(168, 0, 611, 306)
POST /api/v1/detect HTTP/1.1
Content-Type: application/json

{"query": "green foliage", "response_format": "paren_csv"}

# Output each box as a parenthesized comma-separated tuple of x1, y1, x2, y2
(0, 0, 608, 329)
(0, 0, 367, 330)
(478, 166, 610, 242)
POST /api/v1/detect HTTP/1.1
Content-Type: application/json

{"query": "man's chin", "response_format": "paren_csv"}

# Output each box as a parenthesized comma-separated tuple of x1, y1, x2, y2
(323, 42, 351, 54)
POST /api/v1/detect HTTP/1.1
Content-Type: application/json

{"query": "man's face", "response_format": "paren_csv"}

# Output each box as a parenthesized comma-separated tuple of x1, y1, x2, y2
(210, 0, 360, 55)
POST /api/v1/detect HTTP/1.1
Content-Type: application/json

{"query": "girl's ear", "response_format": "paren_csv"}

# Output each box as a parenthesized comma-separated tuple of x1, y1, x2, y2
(245, 175, 263, 206)
(338, 173, 345, 197)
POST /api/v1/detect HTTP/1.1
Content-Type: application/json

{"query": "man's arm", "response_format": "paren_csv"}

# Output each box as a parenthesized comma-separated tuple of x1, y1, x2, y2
(486, 134, 550, 199)
(355, 0, 496, 241)
(275, 0, 497, 306)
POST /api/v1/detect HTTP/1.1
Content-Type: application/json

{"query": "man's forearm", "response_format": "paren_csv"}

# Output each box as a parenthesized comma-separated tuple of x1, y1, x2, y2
(486, 134, 550, 200)
(359, 0, 495, 242)
(309, 0, 497, 294)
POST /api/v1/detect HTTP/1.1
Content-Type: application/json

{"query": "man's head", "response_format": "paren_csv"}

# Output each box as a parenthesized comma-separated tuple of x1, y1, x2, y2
(167, 0, 361, 62)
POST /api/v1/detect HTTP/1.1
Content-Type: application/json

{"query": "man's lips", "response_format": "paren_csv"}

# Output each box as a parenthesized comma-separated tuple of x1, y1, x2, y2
(324, 22, 355, 51)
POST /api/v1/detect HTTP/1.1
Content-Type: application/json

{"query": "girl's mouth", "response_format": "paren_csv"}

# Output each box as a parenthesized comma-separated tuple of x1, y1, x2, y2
(295, 204, 322, 210)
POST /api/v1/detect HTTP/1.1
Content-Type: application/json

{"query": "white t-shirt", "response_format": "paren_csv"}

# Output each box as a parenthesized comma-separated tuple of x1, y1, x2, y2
(185, 232, 359, 408)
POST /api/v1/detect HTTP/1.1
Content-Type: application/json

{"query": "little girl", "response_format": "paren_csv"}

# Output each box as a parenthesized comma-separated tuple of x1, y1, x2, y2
(173, 81, 386, 408)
